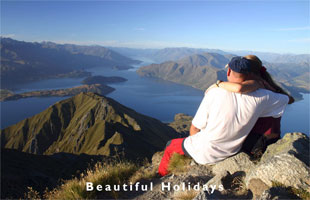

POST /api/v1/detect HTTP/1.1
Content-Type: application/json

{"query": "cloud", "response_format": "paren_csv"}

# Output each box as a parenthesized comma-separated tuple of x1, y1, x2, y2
(274, 26, 310, 31)
(133, 27, 145, 31)
(1, 34, 15, 38)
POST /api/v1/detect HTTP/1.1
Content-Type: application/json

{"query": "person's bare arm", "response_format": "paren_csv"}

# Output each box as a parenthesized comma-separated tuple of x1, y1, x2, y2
(217, 80, 261, 93)
(189, 124, 200, 136)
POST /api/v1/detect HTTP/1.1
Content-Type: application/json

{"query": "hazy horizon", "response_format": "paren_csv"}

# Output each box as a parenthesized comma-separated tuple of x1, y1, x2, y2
(2, 36, 309, 56)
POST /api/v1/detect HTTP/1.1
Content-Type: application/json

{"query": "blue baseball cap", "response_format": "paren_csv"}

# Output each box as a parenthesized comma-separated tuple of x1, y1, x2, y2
(228, 56, 252, 74)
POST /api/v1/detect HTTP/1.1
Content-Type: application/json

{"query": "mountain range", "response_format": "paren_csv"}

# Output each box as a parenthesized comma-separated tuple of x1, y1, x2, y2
(0, 38, 140, 89)
(2, 38, 308, 92)
(110, 46, 310, 64)
(229, 50, 310, 64)
(109, 47, 228, 63)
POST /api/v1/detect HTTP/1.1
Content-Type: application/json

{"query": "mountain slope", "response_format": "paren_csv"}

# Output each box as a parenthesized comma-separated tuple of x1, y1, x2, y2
(150, 48, 229, 63)
(264, 62, 310, 91)
(137, 52, 230, 90)
(1, 92, 178, 159)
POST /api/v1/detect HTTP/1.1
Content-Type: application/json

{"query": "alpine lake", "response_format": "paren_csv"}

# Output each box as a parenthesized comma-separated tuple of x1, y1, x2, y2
(1, 58, 309, 136)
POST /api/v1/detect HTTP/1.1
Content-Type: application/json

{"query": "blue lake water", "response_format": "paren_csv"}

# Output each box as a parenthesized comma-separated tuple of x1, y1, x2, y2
(1, 60, 309, 136)
(1, 97, 67, 129)
(281, 93, 309, 135)
(14, 77, 84, 93)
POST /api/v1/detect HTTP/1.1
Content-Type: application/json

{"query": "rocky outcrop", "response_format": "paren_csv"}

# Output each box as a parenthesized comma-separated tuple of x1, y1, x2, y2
(212, 152, 254, 175)
(245, 133, 310, 196)
(134, 132, 310, 199)
(260, 132, 309, 165)
(246, 153, 310, 192)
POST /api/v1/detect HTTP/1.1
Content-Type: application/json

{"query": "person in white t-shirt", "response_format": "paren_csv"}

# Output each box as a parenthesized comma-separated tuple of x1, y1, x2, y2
(158, 56, 289, 176)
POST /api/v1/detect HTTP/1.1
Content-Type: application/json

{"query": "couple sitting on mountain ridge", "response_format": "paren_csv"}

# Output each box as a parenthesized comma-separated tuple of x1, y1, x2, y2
(158, 55, 294, 176)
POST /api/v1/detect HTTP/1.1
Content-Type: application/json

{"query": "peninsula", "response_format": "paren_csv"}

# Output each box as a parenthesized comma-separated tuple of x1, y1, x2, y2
(0, 84, 115, 101)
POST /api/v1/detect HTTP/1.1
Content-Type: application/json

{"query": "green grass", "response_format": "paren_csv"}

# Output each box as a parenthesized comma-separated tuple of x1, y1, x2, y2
(39, 159, 161, 199)
(45, 161, 139, 199)
(168, 153, 192, 175)
(129, 161, 158, 183)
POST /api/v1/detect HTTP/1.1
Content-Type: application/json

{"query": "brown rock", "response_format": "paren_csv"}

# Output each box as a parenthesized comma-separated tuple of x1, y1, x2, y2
(247, 178, 269, 198)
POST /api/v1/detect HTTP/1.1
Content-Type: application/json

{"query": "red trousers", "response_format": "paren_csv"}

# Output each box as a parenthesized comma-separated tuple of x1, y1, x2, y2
(158, 138, 186, 176)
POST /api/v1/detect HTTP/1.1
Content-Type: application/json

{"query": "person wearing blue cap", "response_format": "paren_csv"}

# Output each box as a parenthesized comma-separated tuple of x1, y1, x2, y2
(226, 56, 253, 74)
(204, 55, 294, 157)
(158, 55, 290, 176)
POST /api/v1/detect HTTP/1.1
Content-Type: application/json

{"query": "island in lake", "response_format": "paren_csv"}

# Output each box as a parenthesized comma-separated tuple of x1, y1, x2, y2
(0, 84, 114, 101)
(81, 75, 128, 85)
(1, 75, 129, 102)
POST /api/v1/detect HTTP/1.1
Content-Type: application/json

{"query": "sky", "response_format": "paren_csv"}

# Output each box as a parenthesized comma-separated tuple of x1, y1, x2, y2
(1, 0, 309, 54)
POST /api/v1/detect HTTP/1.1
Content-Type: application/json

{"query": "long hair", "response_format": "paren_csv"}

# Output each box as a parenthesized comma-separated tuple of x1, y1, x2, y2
(244, 55, 294, 104)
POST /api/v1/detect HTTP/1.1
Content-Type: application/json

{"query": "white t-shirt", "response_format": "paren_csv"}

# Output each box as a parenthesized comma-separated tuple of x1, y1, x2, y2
(184, 88, 289, 164)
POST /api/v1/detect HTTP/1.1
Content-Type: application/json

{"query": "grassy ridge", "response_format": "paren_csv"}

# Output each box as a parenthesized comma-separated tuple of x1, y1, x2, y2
(1, 92, 178, 158)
